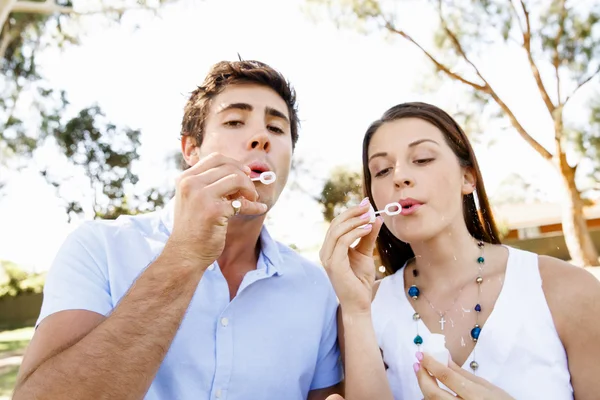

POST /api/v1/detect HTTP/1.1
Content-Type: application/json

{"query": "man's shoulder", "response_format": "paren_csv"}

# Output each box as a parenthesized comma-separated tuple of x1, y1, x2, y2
(81, 209, 163, 235)
(276, 241, 327, 277)
(64, 210, 165, 255)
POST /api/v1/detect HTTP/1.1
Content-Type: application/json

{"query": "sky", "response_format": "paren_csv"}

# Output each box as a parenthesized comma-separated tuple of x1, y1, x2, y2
(0, 0, 594, 272)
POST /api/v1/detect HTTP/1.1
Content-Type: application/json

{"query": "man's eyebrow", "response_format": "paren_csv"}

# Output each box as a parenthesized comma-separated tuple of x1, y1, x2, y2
(217, 103, 253, 113)
(265, 107, 289, 124)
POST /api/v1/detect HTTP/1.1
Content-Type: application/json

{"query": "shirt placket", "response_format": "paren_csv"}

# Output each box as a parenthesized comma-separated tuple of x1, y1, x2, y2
(210, 258, 275, 400)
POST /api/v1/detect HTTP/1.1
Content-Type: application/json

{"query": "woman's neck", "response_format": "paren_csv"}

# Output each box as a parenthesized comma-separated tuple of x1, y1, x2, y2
(408, 222, 483, 290)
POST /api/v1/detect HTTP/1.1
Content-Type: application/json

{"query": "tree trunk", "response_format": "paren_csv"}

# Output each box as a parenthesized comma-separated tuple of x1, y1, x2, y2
(0, 0, 18, 31)
(553, 106, 599, 266)
(556, 150, 600, 266)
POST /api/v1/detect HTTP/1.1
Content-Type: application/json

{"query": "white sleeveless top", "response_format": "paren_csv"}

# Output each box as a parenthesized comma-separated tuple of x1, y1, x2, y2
(372, 246, 573, 399)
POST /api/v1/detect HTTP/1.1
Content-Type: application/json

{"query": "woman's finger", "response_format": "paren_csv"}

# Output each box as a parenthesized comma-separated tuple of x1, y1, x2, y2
(320, 200, 371, 263)
(420, 352, 480, 399)
(327, 224, 374, 274)
(447, 358, 495, 389)
(415, 362, 455, 400)
(354, 215, 384, 256)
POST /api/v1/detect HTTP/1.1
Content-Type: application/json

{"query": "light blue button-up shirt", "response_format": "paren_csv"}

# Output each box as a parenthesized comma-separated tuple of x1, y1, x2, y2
(37, 200, 343, 399)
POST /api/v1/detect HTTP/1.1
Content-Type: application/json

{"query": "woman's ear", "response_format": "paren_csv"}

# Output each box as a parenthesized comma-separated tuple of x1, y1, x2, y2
(181, 135, 200, 167)
(461, 167, 476, 195)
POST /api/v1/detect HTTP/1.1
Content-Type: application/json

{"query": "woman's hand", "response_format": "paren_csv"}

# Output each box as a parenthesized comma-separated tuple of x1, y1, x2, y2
(415, 352, 515, 400)
(319, 198, 383, 315)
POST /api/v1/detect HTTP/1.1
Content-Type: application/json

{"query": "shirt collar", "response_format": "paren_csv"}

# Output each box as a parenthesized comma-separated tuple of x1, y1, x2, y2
(160, 198, 283, 275)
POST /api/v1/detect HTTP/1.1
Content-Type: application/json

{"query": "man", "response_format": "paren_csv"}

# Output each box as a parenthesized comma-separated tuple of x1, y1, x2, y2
(13, 60, 343, 400)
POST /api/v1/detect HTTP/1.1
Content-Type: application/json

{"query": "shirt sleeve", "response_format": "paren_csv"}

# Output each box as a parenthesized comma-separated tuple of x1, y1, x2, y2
(310, 283, 344, 390)
(36, 221, 113, 327)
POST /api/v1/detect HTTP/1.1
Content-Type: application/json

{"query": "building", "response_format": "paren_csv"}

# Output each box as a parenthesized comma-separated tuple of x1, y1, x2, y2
(493, 203, 600, 260)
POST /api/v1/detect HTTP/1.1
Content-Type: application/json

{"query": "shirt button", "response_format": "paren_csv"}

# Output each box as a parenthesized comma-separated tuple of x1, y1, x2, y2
(207, 265, 215, 271)
(216, 389, 222, 398)
(220, 317, 229, 327)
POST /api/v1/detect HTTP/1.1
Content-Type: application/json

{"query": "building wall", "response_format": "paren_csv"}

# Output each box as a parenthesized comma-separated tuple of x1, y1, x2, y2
(0, 292, 42, 329)
(504, 227, 600, 261)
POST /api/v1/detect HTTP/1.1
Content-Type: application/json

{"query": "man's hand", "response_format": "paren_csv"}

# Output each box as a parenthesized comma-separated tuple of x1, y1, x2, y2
(167, 152, 268, 268)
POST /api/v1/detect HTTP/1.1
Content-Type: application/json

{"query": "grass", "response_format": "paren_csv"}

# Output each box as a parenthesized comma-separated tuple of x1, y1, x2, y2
(0, 366, 18, 397)
(0, 327, 33, 356)
(0, 327, 34, 399)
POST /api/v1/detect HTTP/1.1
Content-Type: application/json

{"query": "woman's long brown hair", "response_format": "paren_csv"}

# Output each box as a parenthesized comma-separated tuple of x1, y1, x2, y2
(362, 102, 501, 275)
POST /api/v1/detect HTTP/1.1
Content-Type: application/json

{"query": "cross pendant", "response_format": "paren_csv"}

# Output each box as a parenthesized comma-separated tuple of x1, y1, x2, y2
(439, 316, 446, 330)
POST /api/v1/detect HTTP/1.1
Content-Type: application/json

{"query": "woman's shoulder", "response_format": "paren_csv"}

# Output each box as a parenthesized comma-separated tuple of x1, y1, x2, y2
(537, 255, 600, 337)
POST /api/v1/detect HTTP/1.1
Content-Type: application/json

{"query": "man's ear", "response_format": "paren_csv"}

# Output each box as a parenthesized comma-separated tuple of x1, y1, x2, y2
(181, 135, 200, 167)
(461, 167, 476, 195)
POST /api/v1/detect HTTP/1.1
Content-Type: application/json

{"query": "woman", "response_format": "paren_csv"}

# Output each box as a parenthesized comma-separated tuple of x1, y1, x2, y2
(320, 102, 600, 399)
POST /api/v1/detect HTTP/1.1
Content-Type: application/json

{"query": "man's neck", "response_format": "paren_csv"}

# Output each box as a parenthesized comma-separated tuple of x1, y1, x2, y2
(217, 215, 266, 274)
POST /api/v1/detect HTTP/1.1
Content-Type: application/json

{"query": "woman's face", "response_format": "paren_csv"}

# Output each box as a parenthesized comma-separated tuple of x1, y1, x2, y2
(367, 117, 476, 243)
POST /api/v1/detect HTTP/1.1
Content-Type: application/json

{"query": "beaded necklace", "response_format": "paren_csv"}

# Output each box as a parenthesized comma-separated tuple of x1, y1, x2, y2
(407, 240, 485, 372)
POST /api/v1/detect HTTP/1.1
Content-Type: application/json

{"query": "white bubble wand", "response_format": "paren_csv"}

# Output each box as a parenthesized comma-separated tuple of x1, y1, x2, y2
(251, 171, 276, 185)
(364, 201, 402, 224)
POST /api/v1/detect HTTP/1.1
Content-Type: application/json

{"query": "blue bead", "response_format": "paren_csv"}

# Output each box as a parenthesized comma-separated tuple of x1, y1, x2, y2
(408, 285, 420, 299)
(477, 256, 485, 263)
(414, 335, 423, 345)
(475, 304, 481, 312)
(471, 325, 481, 341)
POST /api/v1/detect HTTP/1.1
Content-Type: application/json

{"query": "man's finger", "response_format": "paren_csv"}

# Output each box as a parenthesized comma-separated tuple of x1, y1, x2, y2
(206, 171, 258, 202)
(415, 363, 455, 400)
(181, 152, 251, 179)
(325, 395, 344, 400)
(228, 197, 268, 217)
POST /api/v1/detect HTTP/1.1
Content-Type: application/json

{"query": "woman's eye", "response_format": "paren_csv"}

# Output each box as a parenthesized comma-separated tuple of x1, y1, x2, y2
(224, 120, 243, 127)
(414, 158, 434, 165)
(374, 167, 392, 177)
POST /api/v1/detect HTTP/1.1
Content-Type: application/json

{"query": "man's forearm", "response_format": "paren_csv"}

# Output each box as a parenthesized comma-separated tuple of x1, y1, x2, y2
(14, 251, 206, 400)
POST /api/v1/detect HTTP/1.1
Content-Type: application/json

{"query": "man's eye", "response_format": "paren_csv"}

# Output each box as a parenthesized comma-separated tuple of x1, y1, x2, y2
(268, 125, 284, 134)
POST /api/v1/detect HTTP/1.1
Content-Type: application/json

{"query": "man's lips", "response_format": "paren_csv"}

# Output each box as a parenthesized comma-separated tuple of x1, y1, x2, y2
(246, 161, 272, 179)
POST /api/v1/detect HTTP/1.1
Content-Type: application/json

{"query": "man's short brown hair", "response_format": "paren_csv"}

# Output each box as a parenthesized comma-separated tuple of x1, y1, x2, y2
(181, 60, 299, 149)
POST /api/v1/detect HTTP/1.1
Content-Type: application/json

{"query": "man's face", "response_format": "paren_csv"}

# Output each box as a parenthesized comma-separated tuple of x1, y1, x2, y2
(183, 84, 293, 211)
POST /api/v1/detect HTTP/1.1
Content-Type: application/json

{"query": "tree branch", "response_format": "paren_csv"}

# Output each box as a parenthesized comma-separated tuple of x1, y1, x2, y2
(553, 0, 567, 105)
(0, 23, 15, 60)
(384, 17, 554, 161)
(11, 0, 160, 18)
(436, 1, 492, 89)
(11, 0, 72, 15)
(490, 90, 554, 160)
(0, 0, 18, 31)
(508, 0, 525, 35)
(384, 21, 487, 91)
(519, 0, 556, 115)
(564, 65, 600, 106)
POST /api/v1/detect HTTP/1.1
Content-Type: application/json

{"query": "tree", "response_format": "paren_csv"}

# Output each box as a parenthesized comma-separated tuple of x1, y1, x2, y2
(306, 0, 600, 266)
(318, 166, 363, 223)
(1, 0, 175, 220)
(490, 172, 546, 205)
